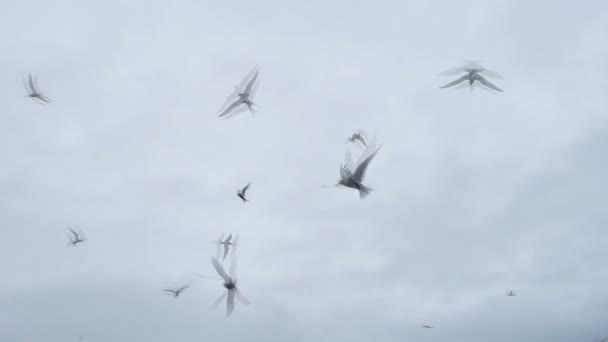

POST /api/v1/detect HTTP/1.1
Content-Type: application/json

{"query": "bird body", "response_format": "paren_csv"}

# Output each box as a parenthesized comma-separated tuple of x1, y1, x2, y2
(66, 227, 86, 246)
(237, 182, 251, 203)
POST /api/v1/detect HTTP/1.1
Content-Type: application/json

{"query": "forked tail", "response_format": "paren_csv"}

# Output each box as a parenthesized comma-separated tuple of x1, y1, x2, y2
(358, 184, 373, 199)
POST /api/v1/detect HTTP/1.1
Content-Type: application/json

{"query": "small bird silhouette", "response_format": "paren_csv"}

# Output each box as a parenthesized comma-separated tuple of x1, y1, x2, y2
(213, 233, 239, 261)
(506, 289, 517, 297)
(162, 285, 190, 298)
(439, 61, 503, 92)
(421, 324, 433, 329)
(23, 73, 51, 104)
(218, 67, 260, 119)
(237, 182, 251, 203)
(66, 227, 87, 246)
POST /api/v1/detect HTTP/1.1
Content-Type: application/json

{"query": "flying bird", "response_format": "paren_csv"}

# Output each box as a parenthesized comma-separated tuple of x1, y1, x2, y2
(218, 66, 260, 119)
(421, 324, 433, 329)
(336, 135, 381, 199)
(506, 289, 517, 297)
(237, 182, 251, 203)
(346, 129, 368, 149)
(66, 227, 86, 246)
(439, 61, 503, 92)
(163, 285, 190, 298)
(213, 233, 239, 261)
(23, 73, 51, 104)
(209, 257, 250, 317)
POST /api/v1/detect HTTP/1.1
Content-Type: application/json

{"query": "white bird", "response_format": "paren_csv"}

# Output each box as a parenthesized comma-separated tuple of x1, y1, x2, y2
(66, 226, 86, 246)
(439, 61, 503, 92)
(346, 129, 369, 149)
(162, 285, 190, 298)
(23, 73, 51, 104)
(209, 257, 250, 317)
(212, 233, 239, 261)
(218, 67, 259, 119)
(336, 135, 382, 199)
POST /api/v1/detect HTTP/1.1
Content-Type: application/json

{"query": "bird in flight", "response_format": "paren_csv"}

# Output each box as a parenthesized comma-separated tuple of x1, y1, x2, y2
(421, 324, 433, 329)
(23, 73, 51, 104)
(346, 129, 369, 149)
(439, 61, 503, 92)
(163, 285, 190, 298)
(66, 227, 87, 246)
(218, 66, 260, 119)
(209, 257, 250, 316)
(335, 135, 382, 199)
(213, 233, 239, 261)
(237, 182, 251, 203)
(506, 289, 517, 297)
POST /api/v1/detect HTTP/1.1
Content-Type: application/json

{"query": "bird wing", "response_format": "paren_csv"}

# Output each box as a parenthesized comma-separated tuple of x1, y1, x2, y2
(226, 290, 235, 316)
(162, 288, 176, 294)
(68, 227, 79, 238)
(352, 146, 381, 183)
(235, 290, 250, 305)
(28, 74, 38, 93)
(241, 182, 251, 195)
(178, 285, 190, 293)
(223, 244, 230, 261)
(439, 75, 469, 89)
(244, 68, 259, 96)
(340, 163, 352, 179)
(225, 234, 233, 243)
(480, 68, 503, 79)
(477, 76, 503, 92)
(210, 292, 227, 309)
(229, 253, 238, 279)
(218, 98, 245, 118)
(343, 147, 356, 172)
(437, 65, 467, 76)
(211, 258, 231, 283)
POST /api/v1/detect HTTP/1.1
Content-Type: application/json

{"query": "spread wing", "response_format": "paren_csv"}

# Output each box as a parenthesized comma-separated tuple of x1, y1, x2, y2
(218, 98, 244, 118)
(438, 66, 467, 76)
(210, 292, 227, 309)
(235, 290, 250, 305)
(479, 68, 503, 79)
(177, 285, 190, 293)
(244, 68, 259, 96)
(352, 146, 381, 183)
(241, 182, 251, 195)
(440, 75, 468, 89)
(477, 76, 503, 92)
(223, 244, 230, 261)
(211, 258, 231, 283)
(340, 163, 352, 179)
(226, 290, 235, 316)
(28, 74, 38, 93)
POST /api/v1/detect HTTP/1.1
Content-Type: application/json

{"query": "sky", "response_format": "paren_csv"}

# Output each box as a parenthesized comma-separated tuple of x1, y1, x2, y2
(0, 0, 607, 341)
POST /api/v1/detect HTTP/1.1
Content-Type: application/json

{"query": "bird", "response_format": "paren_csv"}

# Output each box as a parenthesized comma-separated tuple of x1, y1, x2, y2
(209, 257, 250, 316)
(66, 227, 86, 246)
(162, 285, 190, 298)
(237, 182, 251, 203)
(421, 324, 433, 329)
(439, 61, 503, 92)
(23, 73, 51, 104)
(218, 67, 260, 119)
(346, 129, 368, 149)
(213, 233, 239, 261)
(336, 135, 381, 199)
(506, 289, 517, 297)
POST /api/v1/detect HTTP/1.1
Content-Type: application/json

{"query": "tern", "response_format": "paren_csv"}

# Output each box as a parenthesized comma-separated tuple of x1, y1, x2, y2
(163, 285, 190, 298)
(237, 182, 251, 203)
(66, 226, 86, 246)
(23, 73, 51, 104)
(439, 61, 503, 92)
(218, 67, 259, 119)
(213, 233, 240, 261)
(336, 135, 381, 199)
(346, 129, 368, 149)
(209, 257, 250, 316)
(506, 289, 517, 297)
(421, 324, 433, 329)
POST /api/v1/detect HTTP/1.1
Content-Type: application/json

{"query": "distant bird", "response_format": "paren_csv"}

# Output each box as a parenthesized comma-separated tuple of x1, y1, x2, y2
(336, 135, 381, 199)
(23, 73, 51, 104)
(218, 67, 260, 119)
(163, 285, 190, 298)
(506, 289, 517, 297)
(421, 324, 433, 329)
(439, 61, 503, 92)
(210, 257, 250, 316)
(237, 182, 251, 203)
(66, 227, 86, 246)
(346, 129, 368, 149)
(213, 233, 239, 261)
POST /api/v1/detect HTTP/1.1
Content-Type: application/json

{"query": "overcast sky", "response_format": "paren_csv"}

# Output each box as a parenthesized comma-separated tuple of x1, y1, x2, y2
(1, 0, 607, 341)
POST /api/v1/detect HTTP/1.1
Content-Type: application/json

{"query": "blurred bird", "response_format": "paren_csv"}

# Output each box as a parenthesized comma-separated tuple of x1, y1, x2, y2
(23, 73, 51, 104)
(506, 289, 517, 297)
(212, 233, 239, 261)
(66, 227, 86, 246)
(209, 257, 250, 316)
(163, 285, 190, 298)
(439, 61, 503, 92)
(336, 135, 381, 199)
(237, 182, 251, 203)
(218, 66, 259, 119)
(421, 324, 433, 329)
(346, 129, 368, 149)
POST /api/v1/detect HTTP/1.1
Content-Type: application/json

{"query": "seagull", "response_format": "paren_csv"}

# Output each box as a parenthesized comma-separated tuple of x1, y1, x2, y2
(506, 289, 517, 297)
(346, 129, 368, 149)
(439, 61, 503, 92)
(421, 324, 433, 329)
(218, 67, 259, 119)
(336, 135, 381, 199)
(66, 226, 86, 246)
(237, 182, 251, 203)
(163, 285, 190, 298)
(213, 233, 239, 261)
(209, 257, 250, 317)
(23, 73, 51, 104)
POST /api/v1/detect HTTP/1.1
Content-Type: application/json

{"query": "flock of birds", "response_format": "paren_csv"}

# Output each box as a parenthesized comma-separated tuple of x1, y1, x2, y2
(21, 59, 605, 341)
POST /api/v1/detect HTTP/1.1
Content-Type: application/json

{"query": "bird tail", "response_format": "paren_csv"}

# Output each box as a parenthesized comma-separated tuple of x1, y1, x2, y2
(358, 184, 373, 199)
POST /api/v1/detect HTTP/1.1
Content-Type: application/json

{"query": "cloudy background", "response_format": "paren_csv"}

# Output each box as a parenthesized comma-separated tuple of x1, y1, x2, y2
(1, 0, 607, 341)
